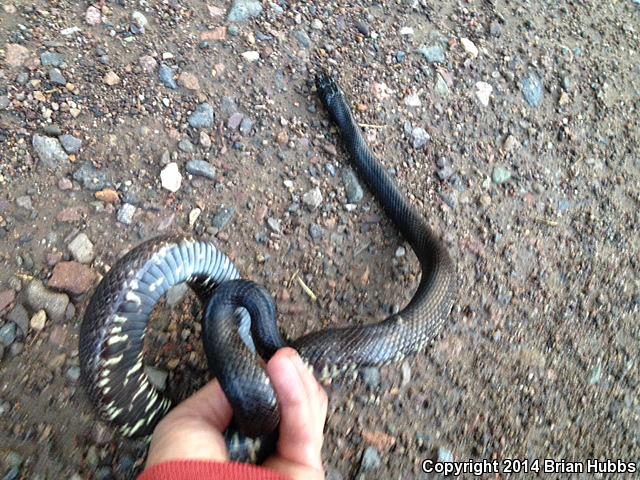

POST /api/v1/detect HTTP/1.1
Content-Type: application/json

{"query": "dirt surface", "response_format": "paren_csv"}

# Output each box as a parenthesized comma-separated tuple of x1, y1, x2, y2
(1, 1, 639, 479)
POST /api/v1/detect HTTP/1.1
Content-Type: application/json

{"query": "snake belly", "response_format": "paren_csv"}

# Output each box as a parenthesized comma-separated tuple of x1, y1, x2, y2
(78, 71, 455, 461)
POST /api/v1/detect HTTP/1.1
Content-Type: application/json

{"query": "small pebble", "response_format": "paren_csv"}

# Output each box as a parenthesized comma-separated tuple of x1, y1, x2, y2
(522, 72, 544, 107)
(492, 166, 511, 184)
(59, 134, 82, 154)
(411, 127, 430, 150)
(188, 103, 214, 129)
(302, 187, 323, 209)
(68, 232, 94, 264)
(267, 217, 281, 233)
(48, 68, 66, 85)
(419, 45, 445, 63)
(342, 169, 363, 203)
(30, 310, 47, 331)
(186, 160, 216, 180)
(85, 5, 101, 25)
(159, 64, 178, 89)
(475, 81, 493, 107)
(117, 203, 136, 225)
(160, 162, 182, 192)
(360, 446, 381, 471)
(227, 0, 263, 22)
(66, 366, 81, 381)
(460, 37, 479, 58)
(145, 366, 168, 391)
(210, 206, 235, 231)
(0, 323, 17, 346)
(103, 71, 120, 86)
(40, 51, 65, 67)
(241, 51, 260, 62)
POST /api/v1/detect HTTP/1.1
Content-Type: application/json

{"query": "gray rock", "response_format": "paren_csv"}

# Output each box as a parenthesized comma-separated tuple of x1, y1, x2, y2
(418, 45, 445, 63)
(522, 72, 544, 107)
(7, 304, 29, 336)
(48, 68, 66, 85)
(186, 160, 216, 180)
(266, 217, 281, 233)
(411, 127, 430, 149)
(239, 117, 254, 135)
(360, 367, 380, 389)
(342, 169, 363, 203)
(40, 51, 65, 67)
(227, 112, 243, 130)
(294, 30, 311, 48)
(32, 134, 68, 169)
(73, 162, 108, 191)
(178, 139, 194, 153)
(228, 0, 263, 22)
(211, 206, 235, 231)
(16, 72, 29, 85)
(166, 283, 189, 307)
(145, 366, 168, 391)
(131, 10, 148, 34)
(25, 280, 69, 322)
(219, 96, 238, 119)
(0, 323, 17, 346)
(434, 73, 449, 97)
(66, 366, 81, 381)
(3, 466, 19, 480)
(492, 166, 511, 184)
(360, 446, 381, 471)
(188, 103, 214, 129)
(94, 466, 114, 480)
(437, 165, 455, 181)
(438, 446, 454, 463)
(158, 63, 178, 89)
(16, 195, 32, 210)
(68, 232, 95, 264)
(302, 187, 323, 209)
(309, 224, 325, 242)
(395, 246, 406, 258)
(0, 95, 9, 110)
(117, 203, 136, 225)
(59, 134, 82, 154)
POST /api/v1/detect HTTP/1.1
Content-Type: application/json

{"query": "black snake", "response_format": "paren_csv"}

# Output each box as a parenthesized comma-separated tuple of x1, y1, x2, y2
(79, 71, 456, 462)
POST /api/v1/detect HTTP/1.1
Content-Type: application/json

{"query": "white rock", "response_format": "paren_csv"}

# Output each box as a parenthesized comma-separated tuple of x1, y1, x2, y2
(404, 93, 421, 107)
(399, 27, 414, 36)
(311, 19, 323, 30)
(241, 50, 260, 62)
(474, 82, 493, 107)
(160, 162, 182, 192)
(461, 38, 479, 58)
(30, 310, 47, 331)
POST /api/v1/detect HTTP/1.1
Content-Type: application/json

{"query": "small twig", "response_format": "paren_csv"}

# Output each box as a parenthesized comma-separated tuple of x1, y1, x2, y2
(353, 241, 371, 258)
(533, 217, 559, 227)
(358, 123, 387, 129)
(293, 272, 317, 302)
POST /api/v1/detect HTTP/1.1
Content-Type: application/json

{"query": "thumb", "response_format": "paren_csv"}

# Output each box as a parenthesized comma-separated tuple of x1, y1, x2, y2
(264, 348, 327, 475)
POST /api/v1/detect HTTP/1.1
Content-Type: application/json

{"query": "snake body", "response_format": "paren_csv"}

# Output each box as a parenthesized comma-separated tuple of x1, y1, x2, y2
(79, 72, 455, 461)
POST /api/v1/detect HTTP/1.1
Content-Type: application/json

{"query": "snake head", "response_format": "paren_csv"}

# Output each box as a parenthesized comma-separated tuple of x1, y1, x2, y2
(316, 69, 342, 106)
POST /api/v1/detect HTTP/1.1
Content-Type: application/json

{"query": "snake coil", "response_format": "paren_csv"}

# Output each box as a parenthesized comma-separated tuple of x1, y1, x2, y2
(79, 71, 455, 462)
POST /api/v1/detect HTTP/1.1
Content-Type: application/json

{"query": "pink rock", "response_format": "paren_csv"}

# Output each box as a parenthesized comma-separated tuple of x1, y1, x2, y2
(85, 6, 101, 26)
(227, 112, 243, 130)
(207, 5, 224, 18)
(139, 55, 157, 73)
(48, 261, 96, 295)
(0, 290, 15, 312)
(56, 206, 89, 223)
(5, 43, 29, 67)
(201, 27, 226, 41)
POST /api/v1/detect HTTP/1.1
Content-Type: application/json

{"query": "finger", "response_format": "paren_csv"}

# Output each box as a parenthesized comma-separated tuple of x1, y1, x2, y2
(169, 378, 233, 432)
(266, 348, 326, 470)
(146, 380, 233, 468)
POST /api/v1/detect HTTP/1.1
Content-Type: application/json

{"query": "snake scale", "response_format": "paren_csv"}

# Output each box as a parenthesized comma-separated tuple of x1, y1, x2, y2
(79, 71, 456, 462)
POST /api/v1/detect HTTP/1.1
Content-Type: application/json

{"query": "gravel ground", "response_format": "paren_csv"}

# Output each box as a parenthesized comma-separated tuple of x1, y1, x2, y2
(1, 1, 639, 479)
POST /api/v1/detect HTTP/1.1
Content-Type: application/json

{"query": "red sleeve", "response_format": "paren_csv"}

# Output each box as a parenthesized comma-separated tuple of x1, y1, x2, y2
(138, 460, 290, 480)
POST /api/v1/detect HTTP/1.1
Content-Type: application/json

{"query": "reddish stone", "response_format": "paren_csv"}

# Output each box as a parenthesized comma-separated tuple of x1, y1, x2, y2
(200, 27, 226, 41)
(48, 261, 96, 295)
(56, 206, 89, 223)
(0, 289, 15, 312)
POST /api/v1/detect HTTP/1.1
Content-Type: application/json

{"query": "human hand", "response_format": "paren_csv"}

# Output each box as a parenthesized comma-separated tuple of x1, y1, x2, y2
(145, 347, 328, 479)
